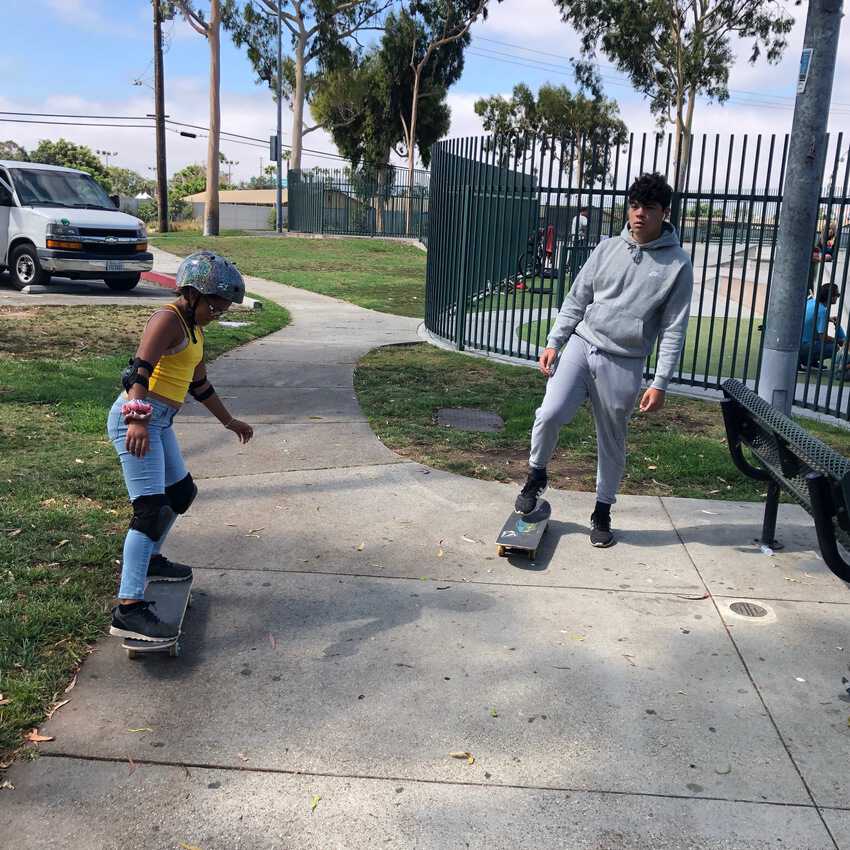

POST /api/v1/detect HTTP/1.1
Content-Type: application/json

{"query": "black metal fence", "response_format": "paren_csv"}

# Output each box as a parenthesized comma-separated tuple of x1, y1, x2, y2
(425, 132, 850, 421)
(288, 165, 429, 240)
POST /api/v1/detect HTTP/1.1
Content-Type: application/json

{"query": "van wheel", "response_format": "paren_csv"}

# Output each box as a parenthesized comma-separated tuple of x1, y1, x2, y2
(10, 244, 48, 291)
(106, 273, 141, 291)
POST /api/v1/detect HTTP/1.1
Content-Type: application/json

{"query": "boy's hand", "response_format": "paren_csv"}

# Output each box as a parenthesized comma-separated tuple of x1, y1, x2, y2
(639, 388, 666, 413)
(539, 348, 558, 377)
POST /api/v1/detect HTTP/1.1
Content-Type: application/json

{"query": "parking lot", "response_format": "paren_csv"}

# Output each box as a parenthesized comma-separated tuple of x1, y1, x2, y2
(0, 269, 174, 307)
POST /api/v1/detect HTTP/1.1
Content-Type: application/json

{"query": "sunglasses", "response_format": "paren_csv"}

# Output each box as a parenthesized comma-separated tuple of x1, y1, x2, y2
(205, 297, 230, 317)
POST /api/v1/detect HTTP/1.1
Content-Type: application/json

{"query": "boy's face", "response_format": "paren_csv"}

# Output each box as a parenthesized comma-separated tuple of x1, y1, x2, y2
(628, 199, 668, 244)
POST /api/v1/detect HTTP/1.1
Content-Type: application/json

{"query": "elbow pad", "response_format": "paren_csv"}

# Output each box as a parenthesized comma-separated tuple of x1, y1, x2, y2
(121, 357, 154, 392)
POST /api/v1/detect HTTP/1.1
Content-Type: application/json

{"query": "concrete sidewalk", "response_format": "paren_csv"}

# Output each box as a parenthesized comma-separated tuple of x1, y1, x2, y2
(3, 250, 850, 849)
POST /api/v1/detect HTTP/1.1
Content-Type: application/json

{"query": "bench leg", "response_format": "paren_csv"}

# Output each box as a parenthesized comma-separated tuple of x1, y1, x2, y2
(759, 481, 783, 550)
(807, 473, 850, 582)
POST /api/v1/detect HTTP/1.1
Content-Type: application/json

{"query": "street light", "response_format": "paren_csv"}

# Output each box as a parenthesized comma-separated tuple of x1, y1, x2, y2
(97, 149, 118, 167)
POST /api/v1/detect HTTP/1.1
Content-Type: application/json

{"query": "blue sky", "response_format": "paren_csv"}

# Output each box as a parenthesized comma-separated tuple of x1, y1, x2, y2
(2, 0, 849, 182)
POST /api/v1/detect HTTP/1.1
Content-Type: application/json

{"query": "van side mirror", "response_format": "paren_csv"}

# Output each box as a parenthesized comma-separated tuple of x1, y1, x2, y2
(109, 194, 120, 208)
(0, 185, 12, 206)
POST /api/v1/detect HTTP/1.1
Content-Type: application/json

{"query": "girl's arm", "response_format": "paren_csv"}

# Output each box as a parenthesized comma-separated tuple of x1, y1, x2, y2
(123, 311, 184, 458)
(188, 360, 254, 444)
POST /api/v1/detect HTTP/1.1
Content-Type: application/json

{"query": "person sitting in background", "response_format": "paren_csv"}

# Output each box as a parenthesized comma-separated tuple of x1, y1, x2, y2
(818, 222, 838, 263)
(800, 283, 846, 368)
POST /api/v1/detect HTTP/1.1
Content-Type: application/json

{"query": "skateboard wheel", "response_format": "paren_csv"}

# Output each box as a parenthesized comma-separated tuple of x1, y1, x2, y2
(187, 593, 193, 609)
(529, 550, 537, 560)
(497, 545, 506, 558)
(127, 649, 138, 660)
(170, 642, 181, 658)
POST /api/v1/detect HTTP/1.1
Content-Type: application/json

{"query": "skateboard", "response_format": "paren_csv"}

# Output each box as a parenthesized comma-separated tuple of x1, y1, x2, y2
(496, 500, 551, 560)
(121, 578, 193, 660)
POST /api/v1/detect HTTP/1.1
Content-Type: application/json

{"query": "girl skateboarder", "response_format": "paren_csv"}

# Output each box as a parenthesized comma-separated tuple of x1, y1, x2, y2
(107, 251, 253, 641)
(515, 173, 694, 547)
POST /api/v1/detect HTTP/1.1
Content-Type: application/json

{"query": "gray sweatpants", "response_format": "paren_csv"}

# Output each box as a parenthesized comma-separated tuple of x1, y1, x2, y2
(529, 334, 644, 505)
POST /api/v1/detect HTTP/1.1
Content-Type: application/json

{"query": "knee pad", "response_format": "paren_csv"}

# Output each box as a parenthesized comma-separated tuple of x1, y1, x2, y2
(166, 473, 197, 515)
(130, 494, 173, 542)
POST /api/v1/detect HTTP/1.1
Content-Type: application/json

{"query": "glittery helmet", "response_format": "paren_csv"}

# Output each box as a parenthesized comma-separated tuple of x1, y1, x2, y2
(175, 251, 245, 304)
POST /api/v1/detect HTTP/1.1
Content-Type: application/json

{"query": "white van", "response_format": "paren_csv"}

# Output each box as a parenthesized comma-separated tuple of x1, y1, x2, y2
(0, 160, 153, 292)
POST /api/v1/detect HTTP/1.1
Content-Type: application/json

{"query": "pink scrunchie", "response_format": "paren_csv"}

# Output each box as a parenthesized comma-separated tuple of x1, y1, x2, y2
(122, 399, 153, 425)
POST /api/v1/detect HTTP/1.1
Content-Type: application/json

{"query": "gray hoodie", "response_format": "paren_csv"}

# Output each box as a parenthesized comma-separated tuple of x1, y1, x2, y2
(546, 223, 694, 391)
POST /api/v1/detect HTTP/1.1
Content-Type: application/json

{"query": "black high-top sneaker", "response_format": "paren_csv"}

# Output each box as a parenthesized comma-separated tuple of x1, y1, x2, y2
(515, 467, 548, 515)
(589, 510, 615, 548)
(109, 601, 179, 641)
(147, 554, 192, 583)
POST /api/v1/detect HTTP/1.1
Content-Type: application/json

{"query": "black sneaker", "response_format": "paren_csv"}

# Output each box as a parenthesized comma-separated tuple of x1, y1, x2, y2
(590, 511, 615, 548)
(515, 468, 548, 515)
(147, 554, 192, 583)
(109, 601, 179, 642)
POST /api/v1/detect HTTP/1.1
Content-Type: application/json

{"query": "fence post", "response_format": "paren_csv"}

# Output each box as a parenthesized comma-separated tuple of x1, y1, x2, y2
(455, 185, 472, 351)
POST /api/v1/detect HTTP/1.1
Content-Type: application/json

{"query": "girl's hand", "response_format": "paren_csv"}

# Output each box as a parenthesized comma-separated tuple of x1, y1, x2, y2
(125, 422, 150, 458)
(226, 419, 254, 444)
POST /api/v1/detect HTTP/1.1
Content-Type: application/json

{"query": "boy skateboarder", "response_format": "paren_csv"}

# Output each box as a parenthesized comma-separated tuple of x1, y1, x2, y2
(515, 173, 694, 547)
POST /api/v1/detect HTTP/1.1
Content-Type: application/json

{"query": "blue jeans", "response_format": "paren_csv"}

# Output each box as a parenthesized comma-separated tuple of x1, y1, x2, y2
(107, 394, 188, 599)
(800, 342, 836, 366)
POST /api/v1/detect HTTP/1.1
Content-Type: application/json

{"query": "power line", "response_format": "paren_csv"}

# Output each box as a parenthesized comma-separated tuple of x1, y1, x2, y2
(466, 46, 850, 116)
(472, 34, 850, 111)
(0, 110, 352, 161)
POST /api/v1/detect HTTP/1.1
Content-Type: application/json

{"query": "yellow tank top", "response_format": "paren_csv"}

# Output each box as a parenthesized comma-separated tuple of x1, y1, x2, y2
(147, 304, 204, 404)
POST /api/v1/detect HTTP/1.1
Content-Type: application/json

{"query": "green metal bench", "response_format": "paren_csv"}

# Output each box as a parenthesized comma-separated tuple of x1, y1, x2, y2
(721, 378, 850, 582)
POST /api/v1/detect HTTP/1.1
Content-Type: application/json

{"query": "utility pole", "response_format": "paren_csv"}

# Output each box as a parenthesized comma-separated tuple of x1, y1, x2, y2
(276, 0, 283, 234)
(153, 0, 169, 233)
(759, 0, 843, 414)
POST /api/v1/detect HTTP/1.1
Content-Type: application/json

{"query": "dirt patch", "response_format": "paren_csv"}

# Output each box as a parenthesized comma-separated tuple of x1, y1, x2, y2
(0, 305, 152, 359)
(636, 397, 722, 438)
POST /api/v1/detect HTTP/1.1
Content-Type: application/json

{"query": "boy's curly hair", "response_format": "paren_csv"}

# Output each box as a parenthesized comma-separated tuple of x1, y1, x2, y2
(627, 172, 673, 210)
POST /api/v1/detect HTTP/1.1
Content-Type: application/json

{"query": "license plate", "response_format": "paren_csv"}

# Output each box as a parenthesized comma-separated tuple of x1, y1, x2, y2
(106, 261, 125, 272)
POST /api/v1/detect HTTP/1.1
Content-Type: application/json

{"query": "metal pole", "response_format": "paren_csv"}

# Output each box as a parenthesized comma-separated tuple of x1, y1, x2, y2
(276, 1, 283, 234)
(153, 0, 168, 232)
(759, 0, 843, 414)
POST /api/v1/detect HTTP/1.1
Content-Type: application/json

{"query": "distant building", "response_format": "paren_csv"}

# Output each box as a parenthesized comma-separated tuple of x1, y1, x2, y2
(183, 188, 288, 230)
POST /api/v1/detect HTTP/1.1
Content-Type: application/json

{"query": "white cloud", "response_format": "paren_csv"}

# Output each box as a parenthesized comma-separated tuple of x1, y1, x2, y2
(44, 0, 137, 37)
(475, 0, 572, 47)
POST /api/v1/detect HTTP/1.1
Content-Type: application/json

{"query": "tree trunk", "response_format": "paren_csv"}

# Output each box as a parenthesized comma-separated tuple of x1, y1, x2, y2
(290, 36, 306, 172)
(679, 87, 697, 192)
(204, 0, 221, 237)
(375, 157, 390, 235)
(405, 67, 422, 235)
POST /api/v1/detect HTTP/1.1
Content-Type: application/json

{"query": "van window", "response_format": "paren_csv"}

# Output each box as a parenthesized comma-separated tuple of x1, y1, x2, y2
(0, 168, 12, 205)
(10, 168, 114, 210)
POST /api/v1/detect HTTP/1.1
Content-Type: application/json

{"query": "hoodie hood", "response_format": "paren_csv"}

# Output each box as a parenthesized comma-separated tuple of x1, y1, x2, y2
(620, 222, 681, 264)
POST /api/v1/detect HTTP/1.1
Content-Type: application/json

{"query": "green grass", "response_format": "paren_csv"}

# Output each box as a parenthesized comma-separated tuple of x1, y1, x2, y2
(0, 299, 289, 761)
(151, 232, 426, 318)
(354, 342, 850, 501)
(519, 316, 765, 380)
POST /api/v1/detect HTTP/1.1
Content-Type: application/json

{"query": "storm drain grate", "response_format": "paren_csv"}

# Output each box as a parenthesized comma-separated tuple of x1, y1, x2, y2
(436, 408, 505, 433)
(729, 601, 769, 618)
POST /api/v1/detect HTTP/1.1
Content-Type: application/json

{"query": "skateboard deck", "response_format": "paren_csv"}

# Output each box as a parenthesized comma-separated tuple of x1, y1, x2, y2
(496, 500, 551, 559)
(121, 578, 193, 659)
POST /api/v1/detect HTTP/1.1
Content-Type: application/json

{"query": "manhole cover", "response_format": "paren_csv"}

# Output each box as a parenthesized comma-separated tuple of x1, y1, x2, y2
(729, 601, 768, 618)
(436, 408, 504, 433)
